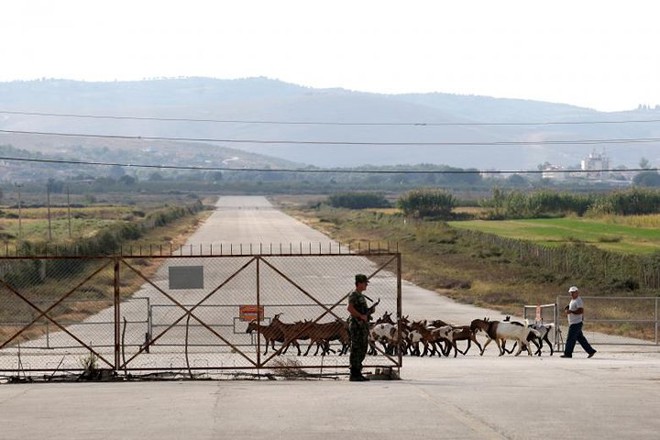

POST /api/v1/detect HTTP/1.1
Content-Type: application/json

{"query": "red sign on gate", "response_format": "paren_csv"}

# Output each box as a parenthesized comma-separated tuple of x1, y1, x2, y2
(239, 305, 264, 322)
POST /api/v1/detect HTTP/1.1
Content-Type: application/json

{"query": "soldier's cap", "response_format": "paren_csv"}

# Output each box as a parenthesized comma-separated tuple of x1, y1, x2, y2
(355, 274, 369, 284)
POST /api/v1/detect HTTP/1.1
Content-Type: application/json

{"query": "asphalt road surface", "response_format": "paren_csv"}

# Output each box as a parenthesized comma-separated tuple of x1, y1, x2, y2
(1, 195, 659, 440)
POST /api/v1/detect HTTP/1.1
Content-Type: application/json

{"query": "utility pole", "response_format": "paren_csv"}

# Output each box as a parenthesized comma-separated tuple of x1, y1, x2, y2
(15, 183, 23, 240)
(47, 182, 52, 241)
(67, 184, 72, 238)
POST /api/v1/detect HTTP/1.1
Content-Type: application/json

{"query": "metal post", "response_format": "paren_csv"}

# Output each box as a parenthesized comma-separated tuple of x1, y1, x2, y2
(555, 296, 560, 351)
(114, 258, 121, 370)
(256, 256, 261, 368)
(655, 297, 658, 345)
(67, 185, 72, 238)
(397, 252, 403, 369)
(146, 297, 152, 353)
(46, 182, 52, 241)
(15, 183, 23, 240)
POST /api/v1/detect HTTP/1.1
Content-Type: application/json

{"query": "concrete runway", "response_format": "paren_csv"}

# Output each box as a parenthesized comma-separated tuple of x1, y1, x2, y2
(1, 196, 659, 439)
(1, 347, 659, 440)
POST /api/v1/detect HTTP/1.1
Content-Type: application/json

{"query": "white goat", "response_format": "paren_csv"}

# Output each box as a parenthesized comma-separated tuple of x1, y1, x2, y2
(528, 322, 555, 356)
(501, 318, 555, 356)
(369, 322, 407, 355)
(471, 318, 541, 356)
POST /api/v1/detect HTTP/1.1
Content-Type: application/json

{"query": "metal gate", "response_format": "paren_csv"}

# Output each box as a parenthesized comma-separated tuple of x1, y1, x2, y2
(555, 295, 659, 346)
(0, 249, 402, 379)
(523, 297, 660, 351)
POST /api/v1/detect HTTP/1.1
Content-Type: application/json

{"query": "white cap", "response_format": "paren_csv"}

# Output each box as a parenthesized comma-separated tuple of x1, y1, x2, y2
(568, 286, 579, 293)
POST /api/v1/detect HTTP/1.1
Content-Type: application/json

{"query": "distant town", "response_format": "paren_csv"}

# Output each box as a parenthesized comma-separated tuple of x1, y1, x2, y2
(540, 150, 636, 186)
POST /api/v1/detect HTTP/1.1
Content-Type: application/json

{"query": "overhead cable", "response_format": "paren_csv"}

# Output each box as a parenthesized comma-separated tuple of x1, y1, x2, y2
(2, 109, 660, 127)
(2, 129, 660, 146)
(1, 156, 656, 174)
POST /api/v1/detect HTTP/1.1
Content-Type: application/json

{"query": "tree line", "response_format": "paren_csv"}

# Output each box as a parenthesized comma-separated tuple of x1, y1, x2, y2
(326, 188, 660, 219)
(483, 188, 660, 219)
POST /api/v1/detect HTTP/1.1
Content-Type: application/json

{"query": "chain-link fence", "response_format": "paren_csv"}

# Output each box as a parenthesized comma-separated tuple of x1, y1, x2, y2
(555, 295, 659, 346)
(522, 297, 660, 352)
(0, 251, 401, 379)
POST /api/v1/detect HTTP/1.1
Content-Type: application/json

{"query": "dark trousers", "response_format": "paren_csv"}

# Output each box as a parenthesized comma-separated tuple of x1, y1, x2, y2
(349, 320, 368, 373)
(564, 322, 595, 356)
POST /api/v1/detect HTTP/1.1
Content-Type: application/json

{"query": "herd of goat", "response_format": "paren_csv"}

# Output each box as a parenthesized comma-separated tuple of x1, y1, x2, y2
(246, 312, 555, 357)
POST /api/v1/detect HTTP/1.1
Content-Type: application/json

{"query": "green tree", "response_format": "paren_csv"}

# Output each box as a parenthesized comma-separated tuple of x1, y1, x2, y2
(397, 189, 456, 219)
(327, 192, 390, 209)
(108, 165, 125, 179)
(206, 171, 223, 182)
(119, 175, 137, 185)
(506, 174, 527, 187)
(633, 171, 660, 187)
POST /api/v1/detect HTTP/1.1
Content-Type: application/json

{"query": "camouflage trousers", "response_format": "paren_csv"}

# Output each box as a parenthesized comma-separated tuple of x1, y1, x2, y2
(349, 319, 369, 370)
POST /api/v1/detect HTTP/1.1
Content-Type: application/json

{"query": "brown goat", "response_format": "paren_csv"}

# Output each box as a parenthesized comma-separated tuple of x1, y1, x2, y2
(270, 314, 310, 355)
(448, 325, 483, 357)
(303, 319, 350, 356)
(245, 320, 284, 355)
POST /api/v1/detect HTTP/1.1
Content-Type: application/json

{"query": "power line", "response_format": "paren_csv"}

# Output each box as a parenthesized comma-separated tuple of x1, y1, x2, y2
(1, 155, 655, 174)
(3, 109, 660, 127)
(3, 128, 660, 146)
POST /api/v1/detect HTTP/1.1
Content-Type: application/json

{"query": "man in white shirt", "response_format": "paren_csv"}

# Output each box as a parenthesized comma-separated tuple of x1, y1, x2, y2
(561, 286, 597, 358)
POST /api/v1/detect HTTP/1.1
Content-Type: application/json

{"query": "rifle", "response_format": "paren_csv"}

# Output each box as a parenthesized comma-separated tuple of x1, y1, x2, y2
(366, 298, 381, 321)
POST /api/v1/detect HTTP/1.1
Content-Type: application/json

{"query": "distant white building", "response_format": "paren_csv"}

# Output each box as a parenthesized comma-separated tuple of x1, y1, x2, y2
(541, 165, 566, 181)
(581, 150, 610, 179)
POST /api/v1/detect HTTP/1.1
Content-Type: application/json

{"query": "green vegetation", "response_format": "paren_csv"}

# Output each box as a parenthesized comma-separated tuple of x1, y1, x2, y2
(0, 196, 214, 344)
(633, 170, 660, 187)
(1, 201, 207, 256)
(397, 189, 457, 219)
(283, 197, 660, 322)
(0, 196, 211, 294)
(448, 217, 660, 255)
(327, 192, 391, 209)
(483, 188, 660, 219)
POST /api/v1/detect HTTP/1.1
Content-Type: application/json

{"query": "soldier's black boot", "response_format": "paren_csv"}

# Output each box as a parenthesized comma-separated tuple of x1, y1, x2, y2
(349, 368, 367, 382)
(359, 368, 370, 381)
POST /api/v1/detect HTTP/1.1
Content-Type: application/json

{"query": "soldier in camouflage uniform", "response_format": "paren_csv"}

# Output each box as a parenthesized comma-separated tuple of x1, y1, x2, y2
(347, 274, 374, 382)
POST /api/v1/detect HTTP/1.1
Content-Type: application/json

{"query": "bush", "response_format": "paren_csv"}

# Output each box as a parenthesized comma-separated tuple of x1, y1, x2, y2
(397, 189, 456, 219)
(633, 171, 660, 187)
(327, 192, 391, 209)
(484, 188, 660, 218)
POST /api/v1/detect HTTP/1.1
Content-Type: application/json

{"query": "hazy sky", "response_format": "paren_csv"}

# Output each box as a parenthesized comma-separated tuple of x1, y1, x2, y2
(2, 0, 659, 112)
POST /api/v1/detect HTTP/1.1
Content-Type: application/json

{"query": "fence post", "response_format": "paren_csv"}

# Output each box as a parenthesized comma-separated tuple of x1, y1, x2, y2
(146, 297, 152, 353)
(256, 256, 261, 368)
(397, 252, 403, 369)
(114, 257, 121, 371)
(555, 296, 562, 351)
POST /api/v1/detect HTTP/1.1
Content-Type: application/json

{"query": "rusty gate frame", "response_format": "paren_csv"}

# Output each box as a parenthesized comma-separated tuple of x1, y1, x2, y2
(0, 251, 402, 376)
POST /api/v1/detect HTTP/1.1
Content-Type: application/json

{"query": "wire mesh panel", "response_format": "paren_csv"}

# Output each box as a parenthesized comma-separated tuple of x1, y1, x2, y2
(1, 252, 401, 378)
(556, 295, 659, 346)
(118, 255, 260, 373)
(522, 303, 560, 353)
(120, 253, 401, 374)
(252, 253, 400, 369)
(0, 257, 117, 375)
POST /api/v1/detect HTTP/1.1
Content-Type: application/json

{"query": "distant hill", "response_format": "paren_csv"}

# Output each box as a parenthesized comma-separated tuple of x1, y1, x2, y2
(1, 77, 659, 171)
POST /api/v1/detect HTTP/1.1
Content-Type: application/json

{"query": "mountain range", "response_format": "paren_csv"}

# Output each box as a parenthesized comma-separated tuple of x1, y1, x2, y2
(1, 77, 659, 172)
